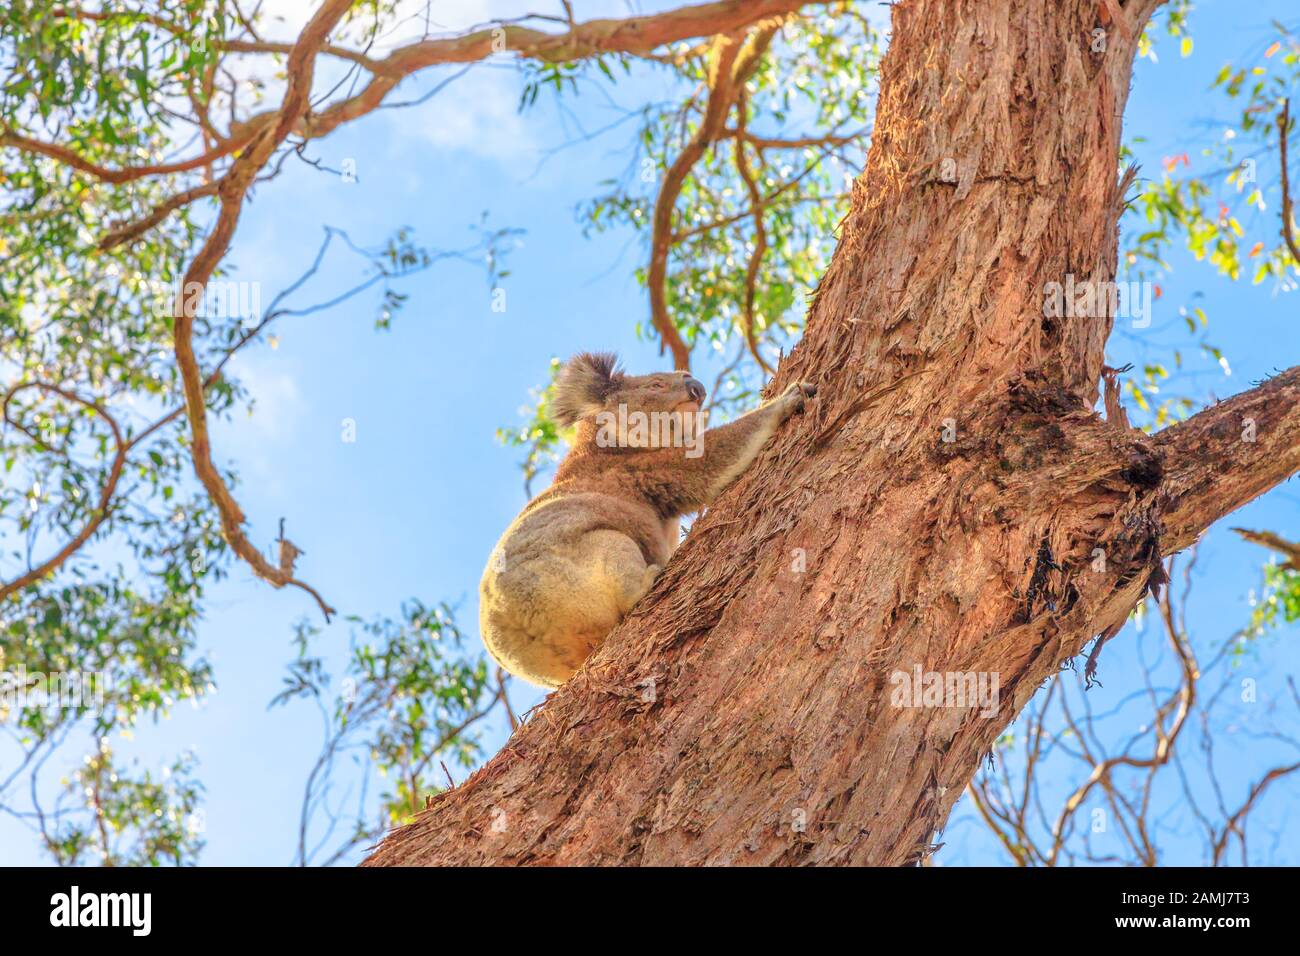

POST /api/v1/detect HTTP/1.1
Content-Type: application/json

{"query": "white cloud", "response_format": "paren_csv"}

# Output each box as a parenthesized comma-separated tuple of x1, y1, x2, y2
(401, 66, 538, 163)
(255, 0, 507, 46)
(223, 353, 304, 443)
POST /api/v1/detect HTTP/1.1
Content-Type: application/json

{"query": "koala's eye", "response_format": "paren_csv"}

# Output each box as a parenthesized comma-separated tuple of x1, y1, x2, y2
(649, 381, 669, 391)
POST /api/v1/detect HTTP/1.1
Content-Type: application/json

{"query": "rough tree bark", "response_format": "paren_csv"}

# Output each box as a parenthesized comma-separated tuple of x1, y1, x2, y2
(366, 0, 1300, 865)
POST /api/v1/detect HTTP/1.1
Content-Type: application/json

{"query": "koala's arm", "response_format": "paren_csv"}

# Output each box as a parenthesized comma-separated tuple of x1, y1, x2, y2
(653, 381, 816, 515)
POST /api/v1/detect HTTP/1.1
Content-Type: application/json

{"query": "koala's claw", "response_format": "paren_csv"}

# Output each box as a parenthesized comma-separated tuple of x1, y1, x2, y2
(782, 381, 818, 414)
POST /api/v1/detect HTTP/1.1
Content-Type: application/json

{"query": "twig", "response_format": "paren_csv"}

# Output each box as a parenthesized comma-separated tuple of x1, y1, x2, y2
(1278, 99, 1300, 266)
(734, 88, 775, 376)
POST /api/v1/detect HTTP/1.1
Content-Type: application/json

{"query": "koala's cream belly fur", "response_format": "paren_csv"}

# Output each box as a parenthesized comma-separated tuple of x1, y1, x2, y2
(480, 494, 673, 688)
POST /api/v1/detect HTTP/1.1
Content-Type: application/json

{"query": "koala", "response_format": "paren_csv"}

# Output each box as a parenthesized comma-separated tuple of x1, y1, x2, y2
(479, 352, 816, 689)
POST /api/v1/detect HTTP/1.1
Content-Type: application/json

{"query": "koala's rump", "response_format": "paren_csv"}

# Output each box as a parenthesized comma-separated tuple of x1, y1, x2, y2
(479, 493, 667, 687)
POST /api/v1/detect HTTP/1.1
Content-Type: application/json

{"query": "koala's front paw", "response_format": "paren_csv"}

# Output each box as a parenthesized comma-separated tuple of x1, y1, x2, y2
(781, 381, 818, 415)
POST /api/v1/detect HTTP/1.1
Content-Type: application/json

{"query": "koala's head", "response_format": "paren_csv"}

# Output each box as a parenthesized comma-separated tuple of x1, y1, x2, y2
(551, 352, 706, 428)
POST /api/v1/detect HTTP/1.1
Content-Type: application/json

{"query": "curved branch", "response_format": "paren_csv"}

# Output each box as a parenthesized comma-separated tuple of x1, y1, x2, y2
(724, 125, 867, 151)
(1278, 100, 1300, 267)
(0, 128, 254, 185)
(733, 90, 775, 376)
(645, 40, 740, 369)
(48, 6, 386, 72)
(1233, 527, 1300, 570)
(1046, 580, 1197, 865)
(645, 22, 782, 370)
(302, 1, 818, 143)
(1210, 761, 1300, 865)
(669, 193, 839, 244)
(2, 225, 441, 606)
(0, 384, 127, 601)
(1154, 365, 1300, 554)
(168, 0, 357, 622)
(98, 180, 221, 251)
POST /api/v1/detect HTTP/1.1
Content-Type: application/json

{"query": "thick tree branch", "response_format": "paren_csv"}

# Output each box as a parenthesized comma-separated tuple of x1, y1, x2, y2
(302, 0, 821, 144)
(1154, 365, 1300, 554)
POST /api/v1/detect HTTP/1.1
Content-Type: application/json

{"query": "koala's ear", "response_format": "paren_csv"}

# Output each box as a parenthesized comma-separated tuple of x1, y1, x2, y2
(552, 351, 623, 426)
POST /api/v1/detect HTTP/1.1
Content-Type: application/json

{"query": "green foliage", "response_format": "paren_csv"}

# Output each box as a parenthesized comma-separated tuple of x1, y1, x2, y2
(271, 603, 501, 865)
(496, 356, 566, 497)
(1249, 562, 1300, 635)
(46, 745, 204, 866)
(579, 6, 880, 391)
(1119, 16, 1300, 427)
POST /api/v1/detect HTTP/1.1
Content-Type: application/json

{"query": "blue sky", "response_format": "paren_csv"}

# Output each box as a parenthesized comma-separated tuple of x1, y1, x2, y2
(4, 0, 1299, 865)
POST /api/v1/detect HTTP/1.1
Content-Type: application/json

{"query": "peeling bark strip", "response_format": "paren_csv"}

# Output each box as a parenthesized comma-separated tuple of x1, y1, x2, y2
(366, 0, 1298, 866)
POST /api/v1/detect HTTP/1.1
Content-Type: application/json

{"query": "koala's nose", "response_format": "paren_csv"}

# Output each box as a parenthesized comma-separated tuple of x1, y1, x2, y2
(685, 377, 706, 403)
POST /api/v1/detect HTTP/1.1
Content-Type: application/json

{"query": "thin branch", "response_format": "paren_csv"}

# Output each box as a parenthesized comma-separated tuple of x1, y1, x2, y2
(1046, 578, 1198, 865)
(1278, 99, 1300, 267)
(98, 181, 221, 250)
(733, 89, 775, 376)
(0, 385, 127, 601)
(1232, 527, 1300, 570)
(48, 6, 390, 73)
(646, 37, 741, 370)
(724, 124, 867, 151)
(1210, 761, 1300, 864)
(0, 128, 253, 185)
(669, 193, 840, 244)
(1, 223, 453, 606)
(496, 668, 520, 733)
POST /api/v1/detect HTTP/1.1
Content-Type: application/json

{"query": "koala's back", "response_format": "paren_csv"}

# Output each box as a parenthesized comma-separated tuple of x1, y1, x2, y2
(479, 491, 673, 688)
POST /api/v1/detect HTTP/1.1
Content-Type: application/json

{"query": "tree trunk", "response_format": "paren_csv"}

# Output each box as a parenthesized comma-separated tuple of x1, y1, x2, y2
(365, 0, 1300, 866)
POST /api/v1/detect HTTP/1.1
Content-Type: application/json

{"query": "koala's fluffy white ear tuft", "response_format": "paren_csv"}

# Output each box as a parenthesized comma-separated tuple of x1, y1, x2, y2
(552, 352, 623, 426)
